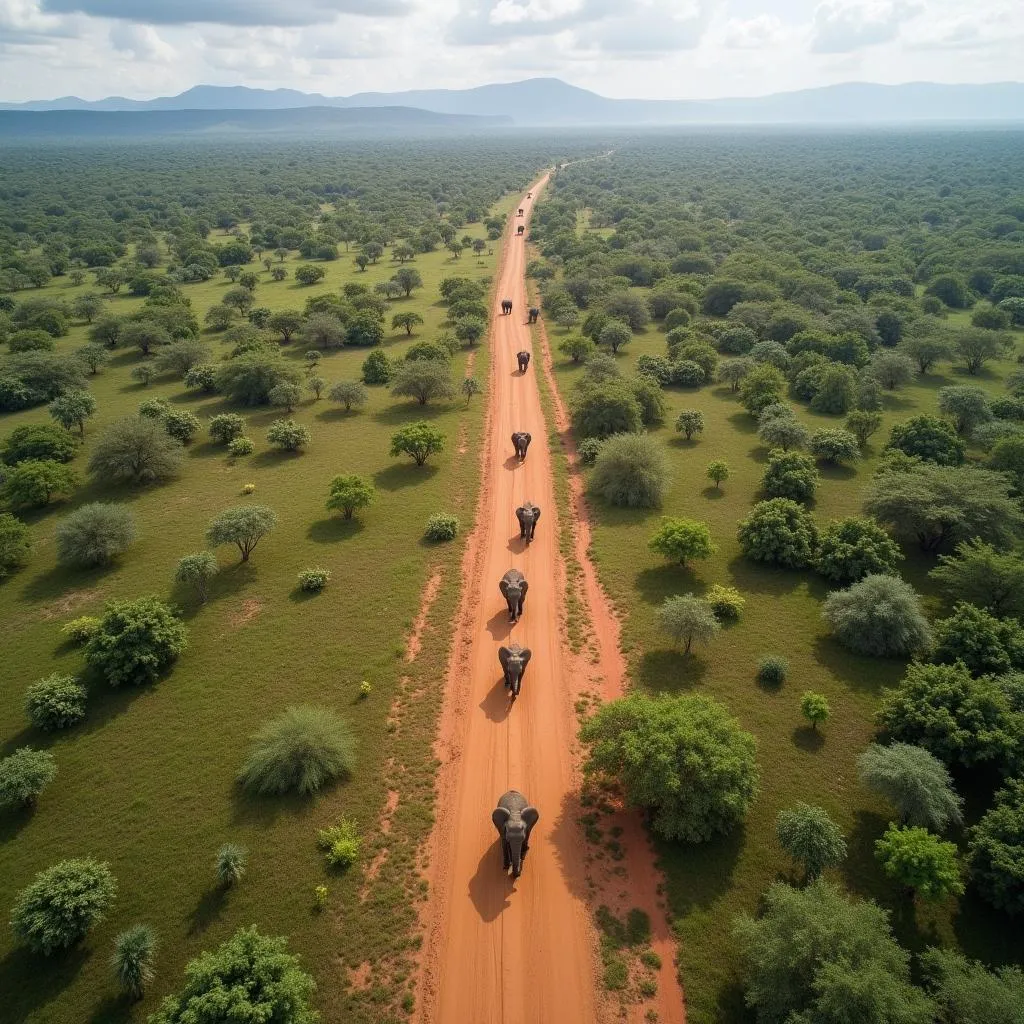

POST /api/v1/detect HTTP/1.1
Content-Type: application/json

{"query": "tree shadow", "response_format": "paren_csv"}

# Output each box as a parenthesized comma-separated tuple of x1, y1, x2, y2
(315, 406, 358, 423)
(372, 463, 439, 491)
(811, 636, 905, 696)
(953, 890, 1024, 966)
(635, 565, 705, 607)
(19, 560, 116, 605)
(818, 462, 858, 481)
(0, 800, 38, 842)
(307, 516, 365, 543)
(229, 783, 316, 829)
(468, 840, 514, 923)
(89, 993, 135, 1024)
(701, 486, 726, 500)
(655, 825, 745, 917)
(792, 725, 825, 753)
(637, 649, 709, 692)
(726, 555, 809, 597)
(187, 884, 229, 937)
(480, 678, 511, 723)
(727, 411, 757, 435)
(371, 403, 449, 426)
(252, 448, 303, 469)
(0, 944, 90, 1023)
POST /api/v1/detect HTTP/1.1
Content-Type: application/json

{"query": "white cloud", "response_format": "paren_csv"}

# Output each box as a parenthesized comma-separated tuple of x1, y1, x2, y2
(109, 22, 175, 61)
(722, 14, 788, 50)
(811, 0, 922, 53)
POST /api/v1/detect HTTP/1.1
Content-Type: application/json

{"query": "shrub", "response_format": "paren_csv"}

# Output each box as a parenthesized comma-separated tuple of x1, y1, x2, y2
(737, 498, 818, 569)
(112, 924, 157, 999)
(138, 397, 169, 420)
(800, 691, 830, 730)
(215, 352, 300, 406)
(875, 824, 963, 901)
(361, 349, 392, 385)
(857, 743, 963, 831)
(887, 415, 965, 466)
(2, 423, 76, 465)
(809, 428, 860, 465)
(61, 615, 100, 645)
(577, 437, 603, 466)
(10, 858, 116, 955)
(845, 409, 883, 446)
(675, 409, 704, 440)
(390, 421, 446, 466)
(425, 512, 459, 542)
(813, 516, 903, 585)
(581, 692, 759, 842)
(328, 380, 368, 412)
(24, 673, 87, 731)
(757, 656, 788, 687)
(761, 449, 818, 503)
(658, 595, 720, 654)
(706, 583, 744, 620)
(317, 818, 361, 869)
(591, 433, 668, 508)
(648, 517, 715, 567)
(929, 538, 1024, 619)
(670, 359, 706, 387)
(706, 459, 729, 489)
(0, 512, 31, 578)
(326, 474, 374, 520)
(207, 414, 245, 448)
(85, 596, 187, 687)
(571, 382, 643, 439)
(3, 459, 77, 508)
(88, 415, 183, 485)
(228, 436, 255, 457)
(298, 568, 330, 593)
(130, 364, 155, 387)
(932, 602, 1024, 677)
(969, 778, 1024, 915)
(938, 384, 992, 436)
(390, 360, 456, 406)
(739, 362, 786, 415)
(266, 419, 310, 452)
(821, 574, 931, 657)
(0, 747, 57, 808)
(238, 705, 355, 796)
(215, 843, 248, 887)
(163, 409, 201, 445)
(54, 502, 138, 569)
(776, 803, 847, 880)
(175, 551, 219, 603)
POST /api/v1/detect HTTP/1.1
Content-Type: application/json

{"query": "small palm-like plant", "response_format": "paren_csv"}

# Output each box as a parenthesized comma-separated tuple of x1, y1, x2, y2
(215, 843, 248, 887)
(111, 924, 156, 1000)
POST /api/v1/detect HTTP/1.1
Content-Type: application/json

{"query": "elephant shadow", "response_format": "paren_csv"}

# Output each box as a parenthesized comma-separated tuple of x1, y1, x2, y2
(506, 533, 529, 554)
(480, 677, 511, 722)
(486, 608, 513, 641)
(503, 455, 523, 471)
(468, 840, 515, 922)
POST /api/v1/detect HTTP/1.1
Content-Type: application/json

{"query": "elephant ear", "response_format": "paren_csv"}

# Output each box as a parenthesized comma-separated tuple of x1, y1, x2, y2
(498, 645, 511, 666)
(520, 648, 532, 668)
(492, 806, 511, 834)
(533, 507, 541, 522)
(525, 433, 532, 443)
(522, 806, 540, 832)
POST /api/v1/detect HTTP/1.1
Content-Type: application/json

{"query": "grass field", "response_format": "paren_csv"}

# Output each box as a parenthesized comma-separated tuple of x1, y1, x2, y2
(0, 188, 523, 1023)
(537, 226, 1024, 1022)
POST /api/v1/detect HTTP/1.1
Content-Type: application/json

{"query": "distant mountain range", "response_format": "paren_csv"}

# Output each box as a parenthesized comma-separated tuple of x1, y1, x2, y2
(2, 78, 1024, 127)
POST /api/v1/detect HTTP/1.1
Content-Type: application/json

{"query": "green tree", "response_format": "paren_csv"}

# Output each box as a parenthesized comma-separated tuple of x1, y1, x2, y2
(389, 421, 446, 466)
(163, 409, 200, 445)
(758, 415, 809, 452)
(591, 432, 668, 508)
(580, 692, 759, 842)
(869, 350, 917, 390)
(175, 552, 219, 603)
(846, 409, 883, 446)
(857, 743, 963, 831)
(887, 415, 965, 465)
(208, 413, 246, 445)
(461, 376, 482, 404)
(88, 415, 183, 485)
(328, 380, 368, 412)
(706, 459, 729, 489)
(361, 349, 392, 385)
(930, 539, 1024, 619)
(776, 803, 847, 880)
(968, 777, 1024, 915)
(822, 574, 931, 657)
(955, 327, 1012, 374)
(294, 264, 325, 286)
(800, 691, 830, 730)
(938, 385, 992, 435)
(454, 316, 486, 347)
(121, 318, 171, 356)
(921, 947, 1024, 1021)
(657, 594, 721, 654)
(392, 311, 424, 335)
(599, 319, 632, 354)
(0, 747, 57, 808)
(719, 358, 752, 391)
(75, 343, 109, 375)
(739, 362, 786, 416)
(215, 353, 300, 406)
(989, 434, 1024, 491)
(738, 498, 818, 569)
(392, 267, 422, 296)
(932, 602, 1024, 676)
(3, 459, 77, 508)
(268, 381, 301, 414)
(809, 428, 860, 465)
(85, 597, 187, 687)
(814, 517, 902, 584)
(71, 292, 105, 323)
(675, 409, 704, 440)
(2, 423, 76, 465)
(761, 449, 818, 503)
(559, 336, 595, 363)
(302, 312, 345, 351)
(149, 927, 317, 1024)
(206, 505, 278, 562)
(48, 389, 96, 436)
(875, 825, 963, 901)
(55, 502, 137, 568)
(571, 382, 643, 439)
(927, 274, 971, 308)
(0, 512, 32, 577)
(648, 517, 715, 567)
(112, 924, 157, 1000)
(267, 310, 303, 343)
(326, 474, 375, 520)
(390, 361, 456, 406)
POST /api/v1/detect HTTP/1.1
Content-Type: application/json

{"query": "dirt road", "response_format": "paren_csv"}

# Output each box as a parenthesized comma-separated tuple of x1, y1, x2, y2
(417, 176, 601, 1024)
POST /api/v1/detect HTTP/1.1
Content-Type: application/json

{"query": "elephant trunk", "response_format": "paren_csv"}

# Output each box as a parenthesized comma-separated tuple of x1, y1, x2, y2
(508, 834, 525, 877)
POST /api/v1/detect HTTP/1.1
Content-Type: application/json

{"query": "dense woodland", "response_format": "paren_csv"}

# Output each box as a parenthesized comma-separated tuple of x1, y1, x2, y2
(1, 130, 1024, 1024)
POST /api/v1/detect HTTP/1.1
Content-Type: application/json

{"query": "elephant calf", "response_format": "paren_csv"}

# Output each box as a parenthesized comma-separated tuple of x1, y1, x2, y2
(499, 569, 528, 622)
(516, 502, 540, 542)
(492, 790, 539, 878)
(498, 642, 531, 699)
(516, 350, 531, 373)
(501, 298, 513, 315)
(511, 431, 532, 461)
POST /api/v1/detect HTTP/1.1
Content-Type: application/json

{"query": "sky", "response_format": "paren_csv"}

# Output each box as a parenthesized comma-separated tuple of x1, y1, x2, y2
(0, 0, 1021, 103)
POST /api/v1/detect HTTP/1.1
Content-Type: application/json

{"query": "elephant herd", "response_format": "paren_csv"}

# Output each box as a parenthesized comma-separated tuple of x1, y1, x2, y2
(499, 298, 540, 325)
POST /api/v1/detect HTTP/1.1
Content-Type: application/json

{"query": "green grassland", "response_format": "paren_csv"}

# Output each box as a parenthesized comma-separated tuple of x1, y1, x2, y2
(539, 242, 1024, 1021)
(0, 188, 523, 1023)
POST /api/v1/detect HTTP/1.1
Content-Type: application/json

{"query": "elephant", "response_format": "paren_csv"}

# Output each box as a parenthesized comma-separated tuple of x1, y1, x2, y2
(517, 207, 524, 216)
(527, 191, 533, 198)
(492, 790, 539, 878)
(511, 431, 532, 461)
(499, 569, 528, 622)
(498, 642, 531, 699)
(501, 298, 513, 315)
(516, 350, 531, 373)
(527, 307, 540, 324)
(517, 225, 525, 236)
(516, 502, 541, 541)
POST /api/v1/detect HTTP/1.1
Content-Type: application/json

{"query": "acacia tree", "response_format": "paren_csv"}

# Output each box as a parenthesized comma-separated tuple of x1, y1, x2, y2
(648, 518, 715, 567)
(389, 421, 446, 466)
(391, 312, 424, 335)
(326, 475, 375, 520)
(657, 595, 720, 654)
(206, 505, 278, 562)
(328, 380, 368, 412)
(175, 552, 219, 603)
(821, 574, 931, 657)
(390, 361, 456, 406)
(955, 327, 1012, 374)
(929, 539, 1024, 619)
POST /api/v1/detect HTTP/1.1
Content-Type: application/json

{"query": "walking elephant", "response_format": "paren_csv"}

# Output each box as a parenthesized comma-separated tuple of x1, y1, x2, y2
(499, 569, 528, 622)
(527, 307, 540, 324)
(516, 350, 531, 373)
(516, 502, 540, 542)
(501, 298, 513, 315)
(492, 790, 539, 878)
(498, 642, 531, 699)
(517, 225, 525, 236)
(511, 431, 532, 461)
(517, 208, 524, 216)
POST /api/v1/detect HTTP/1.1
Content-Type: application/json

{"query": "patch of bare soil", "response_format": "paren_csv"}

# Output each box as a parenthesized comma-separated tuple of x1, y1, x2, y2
(227, 598, 263, 629)
(406, 571, 442, 663)
(39, 587, 102, 621)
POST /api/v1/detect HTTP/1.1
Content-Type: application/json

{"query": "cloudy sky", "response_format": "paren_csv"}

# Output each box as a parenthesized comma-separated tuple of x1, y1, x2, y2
(1, 0, 1021, 102)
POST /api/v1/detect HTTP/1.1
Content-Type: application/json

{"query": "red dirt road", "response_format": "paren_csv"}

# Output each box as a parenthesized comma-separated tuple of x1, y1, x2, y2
(417, 177, 603, 1024)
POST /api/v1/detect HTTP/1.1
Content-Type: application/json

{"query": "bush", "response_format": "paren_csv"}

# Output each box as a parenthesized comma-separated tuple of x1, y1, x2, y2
(920, 947, 1024, 1018)
(266, 419, 310, 452)
(85, 596, 187, 687)
(761, 449, 818, 503)
(215, 843, 248, 887)
(425, 512, 459, 542)
(571, 382, 643, 439)
(658, 595, 720, 654)
(175, 551, 219, 603)
(580, 692, 759, 842)
(739, 362, 786, 415)
(238, 705, 355, 796)
(112, 924, 157, 999)
(184, 363, 218, 393)
(577, 437, 603, 466)
(228, 436, 255, 457)
(61, 615, 100, 646)
(887, 415, 965, 466)
(969, 778, 1024, 915)
(675, 409, 704, 440)
(361, 349, 392, 385)
(2, 423, 76, 465)
(876, 824, 963, 901)
(0, 747, 57, 808)
(706, 583, 744, 620)
(670, 359, 706, 388)
(10, 858, 116, 955)
(215, 352, 300, 406)
(857, 742, 963, 831)
(55, 502, 138, 567)
(737, 498, 818, 569)
(317, 818, 361, 869)
(24, 673, 87, 731)
(776, 803, 847, 880)
(929, 538, 1024, 619)
(3, 459, 77, 508)
(932, 602, 1024, 676)
(151, 927, 317, 1024)
(821, 574, 931, 657)
(0, 512, 31, 578)
(757, 656, 788, 687)
(88, 415, 183, 485)
(590, 432, 668, 508)
(809, 428, 860, 465)
(328, 380, 368, 412)
(390, 360, 456, 406)
(325, 474, 374, 520)
(209, 412, 245, 445)
(648, 517, 715, 567)
(813, 516, 903, 585)
(297, 568, 330, 593)
(390, 421, 446, 466)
